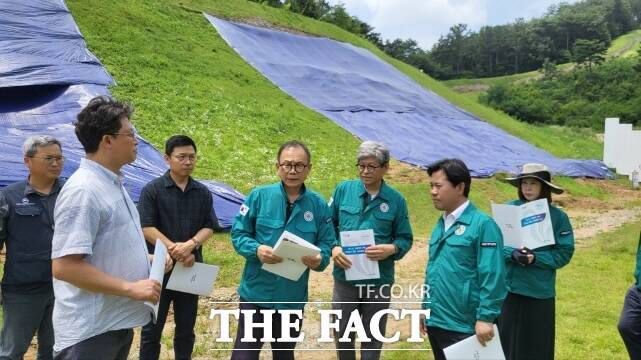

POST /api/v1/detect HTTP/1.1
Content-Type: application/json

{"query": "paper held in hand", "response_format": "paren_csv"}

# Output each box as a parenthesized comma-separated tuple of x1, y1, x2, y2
(443, 324, 506, 360)
(145, 239, 167, 323)
(491, 198, 555, 250)
(340, 229, 380, 281)
(167, 262, 220, 296)
(261, 230, 320, 281)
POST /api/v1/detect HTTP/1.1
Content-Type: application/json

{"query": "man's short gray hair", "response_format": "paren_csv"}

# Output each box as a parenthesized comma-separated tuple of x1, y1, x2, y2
(22, 135, 61, 157)
(357, 141, 390, 165)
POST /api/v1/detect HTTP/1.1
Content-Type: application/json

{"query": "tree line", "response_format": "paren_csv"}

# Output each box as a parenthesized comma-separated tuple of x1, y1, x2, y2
(480, 50, 641, 130)
(249, 0, 641, 80)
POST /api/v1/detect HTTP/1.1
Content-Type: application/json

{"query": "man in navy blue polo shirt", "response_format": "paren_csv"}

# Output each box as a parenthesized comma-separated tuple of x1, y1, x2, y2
(0, 135, 64, 360)
(138, 135, 219, 360)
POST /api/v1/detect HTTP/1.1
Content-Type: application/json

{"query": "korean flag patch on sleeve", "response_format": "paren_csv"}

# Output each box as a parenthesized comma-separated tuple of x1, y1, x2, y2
(239, 204, 249, 216)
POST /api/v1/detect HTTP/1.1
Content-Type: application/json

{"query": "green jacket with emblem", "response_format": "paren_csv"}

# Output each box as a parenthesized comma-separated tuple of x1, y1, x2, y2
(503, 199, 574, 299)
(231, 182, 336, 309)
(634, 231, 641, 290)
(423, 202, 507, 334)
(330, 179, 413, 285)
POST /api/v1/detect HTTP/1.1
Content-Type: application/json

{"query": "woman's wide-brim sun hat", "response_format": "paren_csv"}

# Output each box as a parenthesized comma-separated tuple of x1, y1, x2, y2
(505, 163, 564, 194)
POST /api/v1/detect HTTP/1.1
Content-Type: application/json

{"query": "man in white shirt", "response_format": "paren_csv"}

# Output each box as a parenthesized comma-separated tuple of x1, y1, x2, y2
(51, 96, 169, 360)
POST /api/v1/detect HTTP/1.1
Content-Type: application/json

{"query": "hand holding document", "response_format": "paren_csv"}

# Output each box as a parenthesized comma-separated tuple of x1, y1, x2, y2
(491, 198, 555, 250)
(443, 325, 505, 360)
(145, 240, 167, 323)
(262, 231, 320, 281)
(340, 229, 380, 281)
(167, 262, 220, 296)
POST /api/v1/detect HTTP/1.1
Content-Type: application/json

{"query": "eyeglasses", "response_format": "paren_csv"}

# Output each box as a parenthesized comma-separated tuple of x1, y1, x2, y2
(112, 131, 136, 139)
(30, 156, 65, 164)
(357, 164, 382, 173)
(173, 154, 197, 163)
(279, 162, 309, 173)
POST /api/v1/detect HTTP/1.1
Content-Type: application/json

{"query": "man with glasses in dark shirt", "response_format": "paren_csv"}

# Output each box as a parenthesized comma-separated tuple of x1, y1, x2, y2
(0, 135, 64, 360)
(138, 135, 219, 360)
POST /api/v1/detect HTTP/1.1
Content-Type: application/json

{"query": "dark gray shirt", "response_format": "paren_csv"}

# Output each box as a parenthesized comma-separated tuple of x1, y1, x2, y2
(0, 178, 63, 293)
(0, 180, 61, 245)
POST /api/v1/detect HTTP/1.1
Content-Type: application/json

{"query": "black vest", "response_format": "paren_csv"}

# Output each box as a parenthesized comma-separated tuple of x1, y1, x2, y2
(1, 179, 63, 292)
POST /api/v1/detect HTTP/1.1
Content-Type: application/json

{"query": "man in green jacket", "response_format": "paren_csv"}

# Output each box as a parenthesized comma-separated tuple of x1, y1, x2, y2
(230, 140, 335, 360)
(330, 141, 413, 360)
(420, 159, 506, 360)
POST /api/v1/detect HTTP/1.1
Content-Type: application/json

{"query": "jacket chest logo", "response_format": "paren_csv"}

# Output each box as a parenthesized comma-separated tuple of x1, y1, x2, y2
(304, 211, 314, 222)
(455, 225, 466, 236)
(379, 202, 389, 213)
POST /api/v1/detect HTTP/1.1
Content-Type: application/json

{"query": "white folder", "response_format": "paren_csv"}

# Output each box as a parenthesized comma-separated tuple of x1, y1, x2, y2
(443, 325, 506, 360)
(144, 240, 167, 323)
(262, 230, 320, 281)
(167, 262, 220, 296)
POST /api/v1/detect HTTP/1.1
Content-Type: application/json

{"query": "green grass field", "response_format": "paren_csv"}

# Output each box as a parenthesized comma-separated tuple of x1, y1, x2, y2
(555, 219, 640, 359)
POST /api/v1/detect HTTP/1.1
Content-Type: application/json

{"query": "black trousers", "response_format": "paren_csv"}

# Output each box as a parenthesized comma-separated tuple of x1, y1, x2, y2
(619, 285, 641, 360)
(498, 292, 555, 360)
(231, 298, 303, 360)
(331, 280, 391, 360)
(426, 326, 471, 360)
(54, 329, 133, 360)
(139, 285, 199, 360)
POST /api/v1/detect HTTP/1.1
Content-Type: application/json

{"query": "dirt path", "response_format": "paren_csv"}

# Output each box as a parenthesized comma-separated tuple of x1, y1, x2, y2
(569, 206, 641, 246)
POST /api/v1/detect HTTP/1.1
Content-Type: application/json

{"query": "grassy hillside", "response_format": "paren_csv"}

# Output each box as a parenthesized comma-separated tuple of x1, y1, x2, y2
(68, 0, 605, 183)
(444, 63, 575, 89)
(607, 29, 641, 58)
(445, 28, 641, 91)
(443, 29, 641, 135)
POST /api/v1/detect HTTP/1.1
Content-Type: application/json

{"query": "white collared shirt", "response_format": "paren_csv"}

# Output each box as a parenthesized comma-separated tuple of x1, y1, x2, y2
(51, 158, 151, 351)
(443, 200, 470, 232)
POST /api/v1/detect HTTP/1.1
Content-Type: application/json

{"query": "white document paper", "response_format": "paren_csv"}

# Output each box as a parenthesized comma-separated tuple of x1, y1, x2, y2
(144, 240, 167, 323)
(443, 325, 506, 360)
(491, 198, 555, 250)
(167, 262, 220, 296)
(262, 230, 320, 281)
(340, 229, 380, 281)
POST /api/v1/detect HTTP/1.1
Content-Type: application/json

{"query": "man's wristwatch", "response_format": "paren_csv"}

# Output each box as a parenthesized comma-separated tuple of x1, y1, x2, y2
(191, 237, 201, 249)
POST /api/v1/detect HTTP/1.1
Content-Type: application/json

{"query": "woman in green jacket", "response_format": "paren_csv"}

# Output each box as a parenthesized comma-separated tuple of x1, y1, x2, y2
(498, 163, 575, 360)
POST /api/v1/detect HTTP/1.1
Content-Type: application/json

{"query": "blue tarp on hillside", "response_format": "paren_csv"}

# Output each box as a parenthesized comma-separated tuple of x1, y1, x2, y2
(206, 15, 610, 178)
(0, 1, 244, 229)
